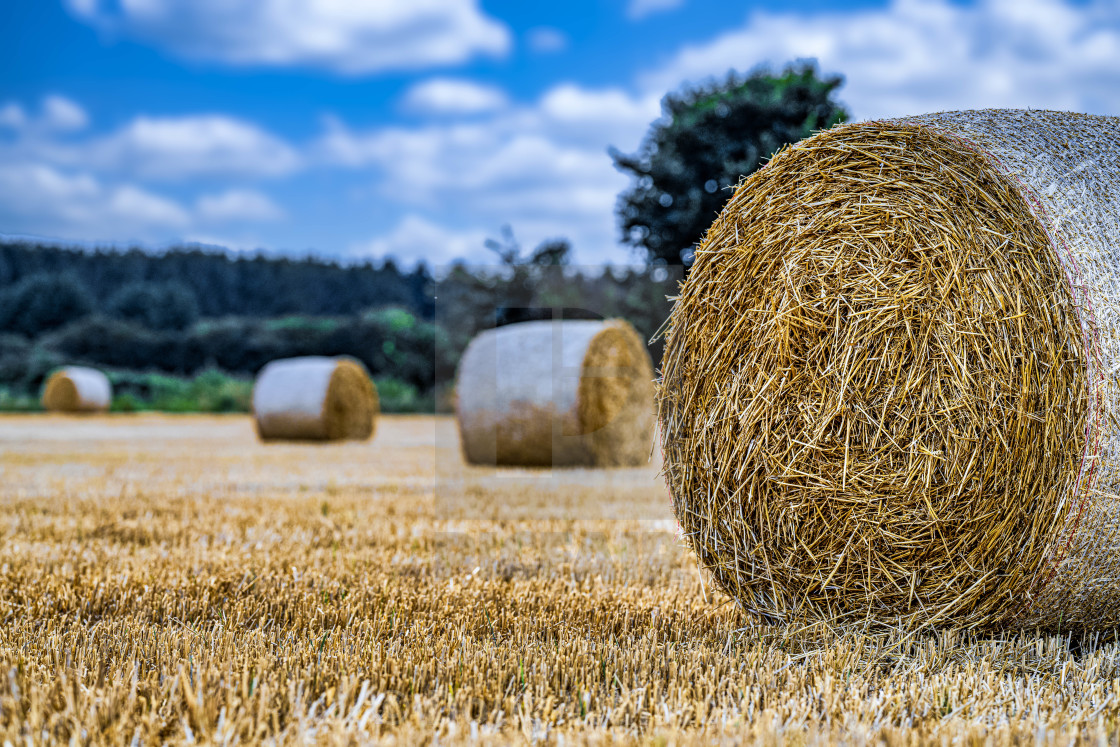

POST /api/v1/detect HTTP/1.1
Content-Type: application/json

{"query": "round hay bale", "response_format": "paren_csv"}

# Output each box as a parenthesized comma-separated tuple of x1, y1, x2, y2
(659, 109, 1120, 630)
(457, 319, 654, 467)
(252, 356, 378, 442)
(41, 366, 112, 412)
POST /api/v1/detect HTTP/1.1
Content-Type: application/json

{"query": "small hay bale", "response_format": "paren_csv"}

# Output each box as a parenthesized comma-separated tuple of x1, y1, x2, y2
(658, 109, 1120, 630)
(457, 319, 654, 467)
(41, 366, 111, 412)
(252, 356, 378, 442)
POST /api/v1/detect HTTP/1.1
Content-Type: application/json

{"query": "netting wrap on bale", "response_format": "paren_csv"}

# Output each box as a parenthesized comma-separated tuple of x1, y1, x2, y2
(659, 109, 1120, 630)
(457, 319, 655, 467)
(41, 366, 112, 412)
(252, 356, 378, 442)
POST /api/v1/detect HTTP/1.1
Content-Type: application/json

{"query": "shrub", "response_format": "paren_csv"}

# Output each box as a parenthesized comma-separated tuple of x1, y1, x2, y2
(107, 281, 200, 331)
(45, 317, 161, 370)
(0, 386, 40, 411)
(0, 273, 94, 336)
(0, 334, 63, 395)
(374, 377, 433, 413)
(108, 369, 253, 413)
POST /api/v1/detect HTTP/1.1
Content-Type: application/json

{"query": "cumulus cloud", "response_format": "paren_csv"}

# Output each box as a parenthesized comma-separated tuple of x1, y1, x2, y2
(196, 189, 284, 222)
(317, 82, 660, 263)
(537, 85, 661, 143)
(41, 95, 89, 132)
(0, 104, 26, 131)
(402, 79, 509, 115)
(643, 0, 1120, 118)
(59, 115, 300, 181)
(527, 27, 568, 54)
(0, 97, 295, 245)
(66, 0, 511, 75)
(0, 96, 88, 134)
(0, 162, 190, 240)
(352, 214, 491, 265)
(628, 0, 685, 20)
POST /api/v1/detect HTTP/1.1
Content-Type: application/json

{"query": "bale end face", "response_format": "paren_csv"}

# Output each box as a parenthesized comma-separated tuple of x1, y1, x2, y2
(658, 110, 1120, 630)
(253, 357, 378, 442)
(579, 321, 655, 467)
(457, 319, 655, 468)
(323, 358, 379, 441)
(41, 367, 112, 413)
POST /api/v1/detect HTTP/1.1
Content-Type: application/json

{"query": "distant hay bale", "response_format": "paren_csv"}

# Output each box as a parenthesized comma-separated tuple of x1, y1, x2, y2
(457, 319, 654, 467)
(252, 357, 378, 442)
(659, 109, 1120, 630)
(41, 366, 112, 412)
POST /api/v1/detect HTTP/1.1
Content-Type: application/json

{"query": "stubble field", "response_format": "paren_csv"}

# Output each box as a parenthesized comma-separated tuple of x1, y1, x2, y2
(1, 414, 1119, 745)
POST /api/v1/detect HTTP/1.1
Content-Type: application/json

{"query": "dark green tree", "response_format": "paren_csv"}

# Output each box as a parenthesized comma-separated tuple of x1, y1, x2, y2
(107, 280, 200, 330)
(0, 273, 94, 337)
(610, 62, 848, 266)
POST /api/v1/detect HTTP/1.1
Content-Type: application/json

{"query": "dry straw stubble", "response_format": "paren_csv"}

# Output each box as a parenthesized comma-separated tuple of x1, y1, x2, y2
(659, 109, 1120, 630)
(6, 415, 1120, 744)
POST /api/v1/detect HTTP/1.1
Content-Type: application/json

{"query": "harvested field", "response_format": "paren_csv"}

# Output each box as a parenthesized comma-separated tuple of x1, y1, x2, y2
(2, 414, 1120, 744)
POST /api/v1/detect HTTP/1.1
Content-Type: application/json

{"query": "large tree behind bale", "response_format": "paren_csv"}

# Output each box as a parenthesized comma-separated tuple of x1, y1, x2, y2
(456, 319, 654, 467)
(611, 63, 848, 267)
(252, 357, 378, 442)
(41, 366, 111, 412)
(658, 109, 1120, 631)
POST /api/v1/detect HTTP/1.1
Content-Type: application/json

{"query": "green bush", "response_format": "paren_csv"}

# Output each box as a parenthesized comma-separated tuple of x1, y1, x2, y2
(110, 392, 145, 413)
(0, 386, 40, 411)
(0, 273, 94, 337)
(374, 377, 434, 414)
(108, 369, 253, 413)
(0, 334, 63, 396)
(108, 280, 200, 331)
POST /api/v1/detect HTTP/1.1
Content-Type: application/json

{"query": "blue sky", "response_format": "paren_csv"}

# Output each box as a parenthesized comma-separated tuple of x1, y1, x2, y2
(1, 0, 1118, 267)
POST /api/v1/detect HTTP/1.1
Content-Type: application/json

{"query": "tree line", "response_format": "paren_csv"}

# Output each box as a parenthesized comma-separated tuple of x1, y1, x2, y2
(0, 237, 678, 411)
(0, 242, 433, 322)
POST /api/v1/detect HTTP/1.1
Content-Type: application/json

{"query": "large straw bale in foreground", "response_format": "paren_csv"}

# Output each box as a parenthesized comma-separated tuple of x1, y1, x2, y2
(659, 109, 1120, 630)
(457, 319, 654, 467)
(41, 366, 111, 412)
(253, 357, 378, 441)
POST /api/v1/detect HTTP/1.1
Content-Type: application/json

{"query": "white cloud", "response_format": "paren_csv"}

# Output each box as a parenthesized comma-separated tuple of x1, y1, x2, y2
(107, 184, 190, 227)
(0, 104, 299, 181)
(67, 0, 511, 75)
(527, 27, 568, 54)
(0, 98, 295, 246)
(0, 96, 88, 134)
(79, 115, 300, 180)
(643, 0, 1120, 118)
(0, 161, 288, 245)
(316, 82, 660, 263)
(0, 103, 26, 130)
(628, 0, 685, 20)
(352, 214, 490, 265)
(196, 189, 284, 222)
(41, 95, 89, 132)
(537, 85, 661, 142)
(0, 162, 190, 240)
(177, 233, 268, 253)
(402, 79, 509, 115)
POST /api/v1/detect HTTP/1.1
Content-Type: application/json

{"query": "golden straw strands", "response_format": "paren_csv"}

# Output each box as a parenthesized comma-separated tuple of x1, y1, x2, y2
(659, 109, 1120, 630)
